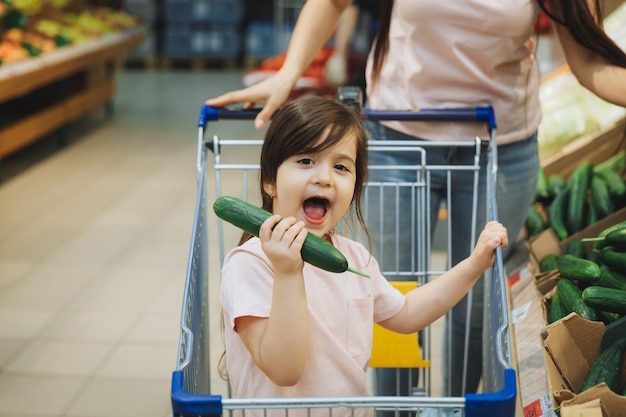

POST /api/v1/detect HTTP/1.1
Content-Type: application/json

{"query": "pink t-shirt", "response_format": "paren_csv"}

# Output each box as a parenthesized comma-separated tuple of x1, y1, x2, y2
(366, 0, 542, 145)
(220, 234, 405, 408)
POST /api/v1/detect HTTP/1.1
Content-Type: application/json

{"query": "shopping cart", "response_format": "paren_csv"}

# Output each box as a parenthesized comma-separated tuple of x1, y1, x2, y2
(171, 102, 517, 417)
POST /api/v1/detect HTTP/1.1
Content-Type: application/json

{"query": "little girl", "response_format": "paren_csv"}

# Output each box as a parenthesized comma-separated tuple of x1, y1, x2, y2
(219, 95, 507, 410)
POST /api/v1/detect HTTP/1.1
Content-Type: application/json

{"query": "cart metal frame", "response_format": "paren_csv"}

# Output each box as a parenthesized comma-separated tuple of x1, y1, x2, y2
(171, 104, 516, 417)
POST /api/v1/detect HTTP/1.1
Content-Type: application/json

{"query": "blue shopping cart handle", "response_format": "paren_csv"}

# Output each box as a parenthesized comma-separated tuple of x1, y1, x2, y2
(362, 107, 496, 130)
(464, 368, 517, 417)
(171, 370, 223, 417)
(199, 105, 496, 130)
(199, 105, 261, 127)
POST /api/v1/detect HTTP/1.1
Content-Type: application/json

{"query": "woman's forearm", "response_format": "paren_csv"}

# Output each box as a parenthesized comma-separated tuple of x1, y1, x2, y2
(280, 0, 352, 81)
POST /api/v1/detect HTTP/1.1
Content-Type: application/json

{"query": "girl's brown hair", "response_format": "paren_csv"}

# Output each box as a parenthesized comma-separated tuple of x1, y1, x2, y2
(238, 95, 371, 246)
(369, 0, 626, 87)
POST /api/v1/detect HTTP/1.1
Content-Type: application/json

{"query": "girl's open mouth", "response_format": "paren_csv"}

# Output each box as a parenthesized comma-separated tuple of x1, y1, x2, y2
(303, 197, 329, 225)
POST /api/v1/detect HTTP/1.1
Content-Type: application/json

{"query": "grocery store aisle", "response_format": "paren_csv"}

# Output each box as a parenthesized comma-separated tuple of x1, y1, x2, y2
(0, 66, 525, 416)
(0, 70, 259, 417)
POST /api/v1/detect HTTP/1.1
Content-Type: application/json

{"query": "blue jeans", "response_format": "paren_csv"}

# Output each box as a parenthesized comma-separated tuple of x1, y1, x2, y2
(364, 121, 538, 396)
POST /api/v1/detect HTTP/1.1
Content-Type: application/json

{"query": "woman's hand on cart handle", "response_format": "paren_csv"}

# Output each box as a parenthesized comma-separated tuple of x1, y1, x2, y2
(206, 70, 297, 129)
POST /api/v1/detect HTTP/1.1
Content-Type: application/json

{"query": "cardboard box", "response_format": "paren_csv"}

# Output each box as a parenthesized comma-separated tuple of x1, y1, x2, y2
(559, 399, 603, 417)
(540, 314, 626, 417)
(509, 264, 558, 417)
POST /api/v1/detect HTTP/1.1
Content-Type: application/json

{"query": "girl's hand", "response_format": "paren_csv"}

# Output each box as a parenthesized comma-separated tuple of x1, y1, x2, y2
(469, 221, 508, 272)
(259, 215, 308, 276)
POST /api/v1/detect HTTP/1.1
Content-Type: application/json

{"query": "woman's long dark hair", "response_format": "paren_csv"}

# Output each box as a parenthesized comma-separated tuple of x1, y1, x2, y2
(537, 0, 626, 67)
(369, 0, 626, 86)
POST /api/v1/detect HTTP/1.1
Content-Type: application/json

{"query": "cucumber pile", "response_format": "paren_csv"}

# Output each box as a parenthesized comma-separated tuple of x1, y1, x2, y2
(579, 337, 626, 394)
(546, 221, 626, 325)
(545, 222, 626, 395)
(526, 151, 626, 240)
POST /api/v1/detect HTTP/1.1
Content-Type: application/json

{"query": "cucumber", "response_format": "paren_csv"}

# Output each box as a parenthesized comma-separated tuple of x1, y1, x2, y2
(599, 169, 626, 200)
(557, 278, 600, 321)
(591, 175, 615, 219)
(548, 188, 570, 240)
(602, 228, 626, 251)
(213, 196, 369, 277)
(540, 253, 559, 272)
(583, 249, 600, 265)
(586, 198, 599, 228)
(600, 247, 626, 275)
(567, 161, 593, 235)
(565, 239, 584, 258)
(597, 266, 626, 291)
(582, 286, 626, 315)
(593, 150, 625, 177)
(557, 254, 601, 283)
(549, 174, 566, 196)
(525, 205, 546, 238)
(534, 167, 551, 203)
(579, 337, 626, 393)
(599, 310, 620, 325)
(549, 289, 569, 323)
(582, 221, 626, 250)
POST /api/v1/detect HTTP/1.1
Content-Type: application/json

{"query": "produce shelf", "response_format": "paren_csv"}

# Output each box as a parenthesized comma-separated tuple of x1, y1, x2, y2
(0, 26, 145, 159)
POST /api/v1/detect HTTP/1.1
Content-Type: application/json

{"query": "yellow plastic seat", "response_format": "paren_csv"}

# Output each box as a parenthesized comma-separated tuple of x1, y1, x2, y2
(370, 281, 430, 368)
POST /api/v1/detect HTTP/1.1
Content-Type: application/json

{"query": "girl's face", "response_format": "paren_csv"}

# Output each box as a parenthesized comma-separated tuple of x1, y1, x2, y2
(264, 131, 358, 238)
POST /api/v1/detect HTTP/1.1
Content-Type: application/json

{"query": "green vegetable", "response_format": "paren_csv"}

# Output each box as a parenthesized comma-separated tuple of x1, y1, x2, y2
(213, 196, 369, 278)
(548, 174, 566, 197)
(602, 228, 626, 251)
(584, 249, 600, 264)
(566, 240, 584, 258)
(599, 169, 626, 201)
(582, 286, 626, 315)
(525, 205, 546, 238)
(579, 337, 626, 393)
(548, 187, 570, 240)
(600, 247, 626, 275)
(582, 221, 626, 250)
(590, 175, 614, 219)
(586, 199, 598, 228)
(549, 289, 569, 323)
(534, 167, 551, 203)
(557, 278, 599, 321)
(593, 150, 625, 177)
(566, 161, 593, 234)
(599, 310, 620, 325)
(597, 266, 626, 291)
(534, 168, 549, 201)
(557, 254, 601, 283)
(540, 253, 559, 272)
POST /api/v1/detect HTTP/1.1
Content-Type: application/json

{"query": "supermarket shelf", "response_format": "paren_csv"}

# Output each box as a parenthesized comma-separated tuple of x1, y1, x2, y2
(0, 27, 145, 159)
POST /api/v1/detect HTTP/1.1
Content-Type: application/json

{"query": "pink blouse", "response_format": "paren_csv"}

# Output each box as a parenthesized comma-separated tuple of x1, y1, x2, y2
(366, 0, 542, 145)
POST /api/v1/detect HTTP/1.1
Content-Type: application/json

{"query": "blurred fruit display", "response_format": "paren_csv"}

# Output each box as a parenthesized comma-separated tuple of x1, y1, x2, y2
(0, 0, 140, 66)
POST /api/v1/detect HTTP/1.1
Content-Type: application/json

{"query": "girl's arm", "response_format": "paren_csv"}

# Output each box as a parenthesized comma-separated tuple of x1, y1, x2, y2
(379, 221, 508, 334)
(549, 0, 626, 107)
(235, 215, 310, 386)
(206, 0, 351, 129)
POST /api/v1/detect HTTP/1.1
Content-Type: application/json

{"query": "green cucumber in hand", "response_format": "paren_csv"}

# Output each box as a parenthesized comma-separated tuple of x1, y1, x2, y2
(213, 196, 369, 278)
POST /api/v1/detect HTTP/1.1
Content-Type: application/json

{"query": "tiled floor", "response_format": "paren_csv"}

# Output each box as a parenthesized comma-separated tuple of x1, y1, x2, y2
(0, 70, 261, 417)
